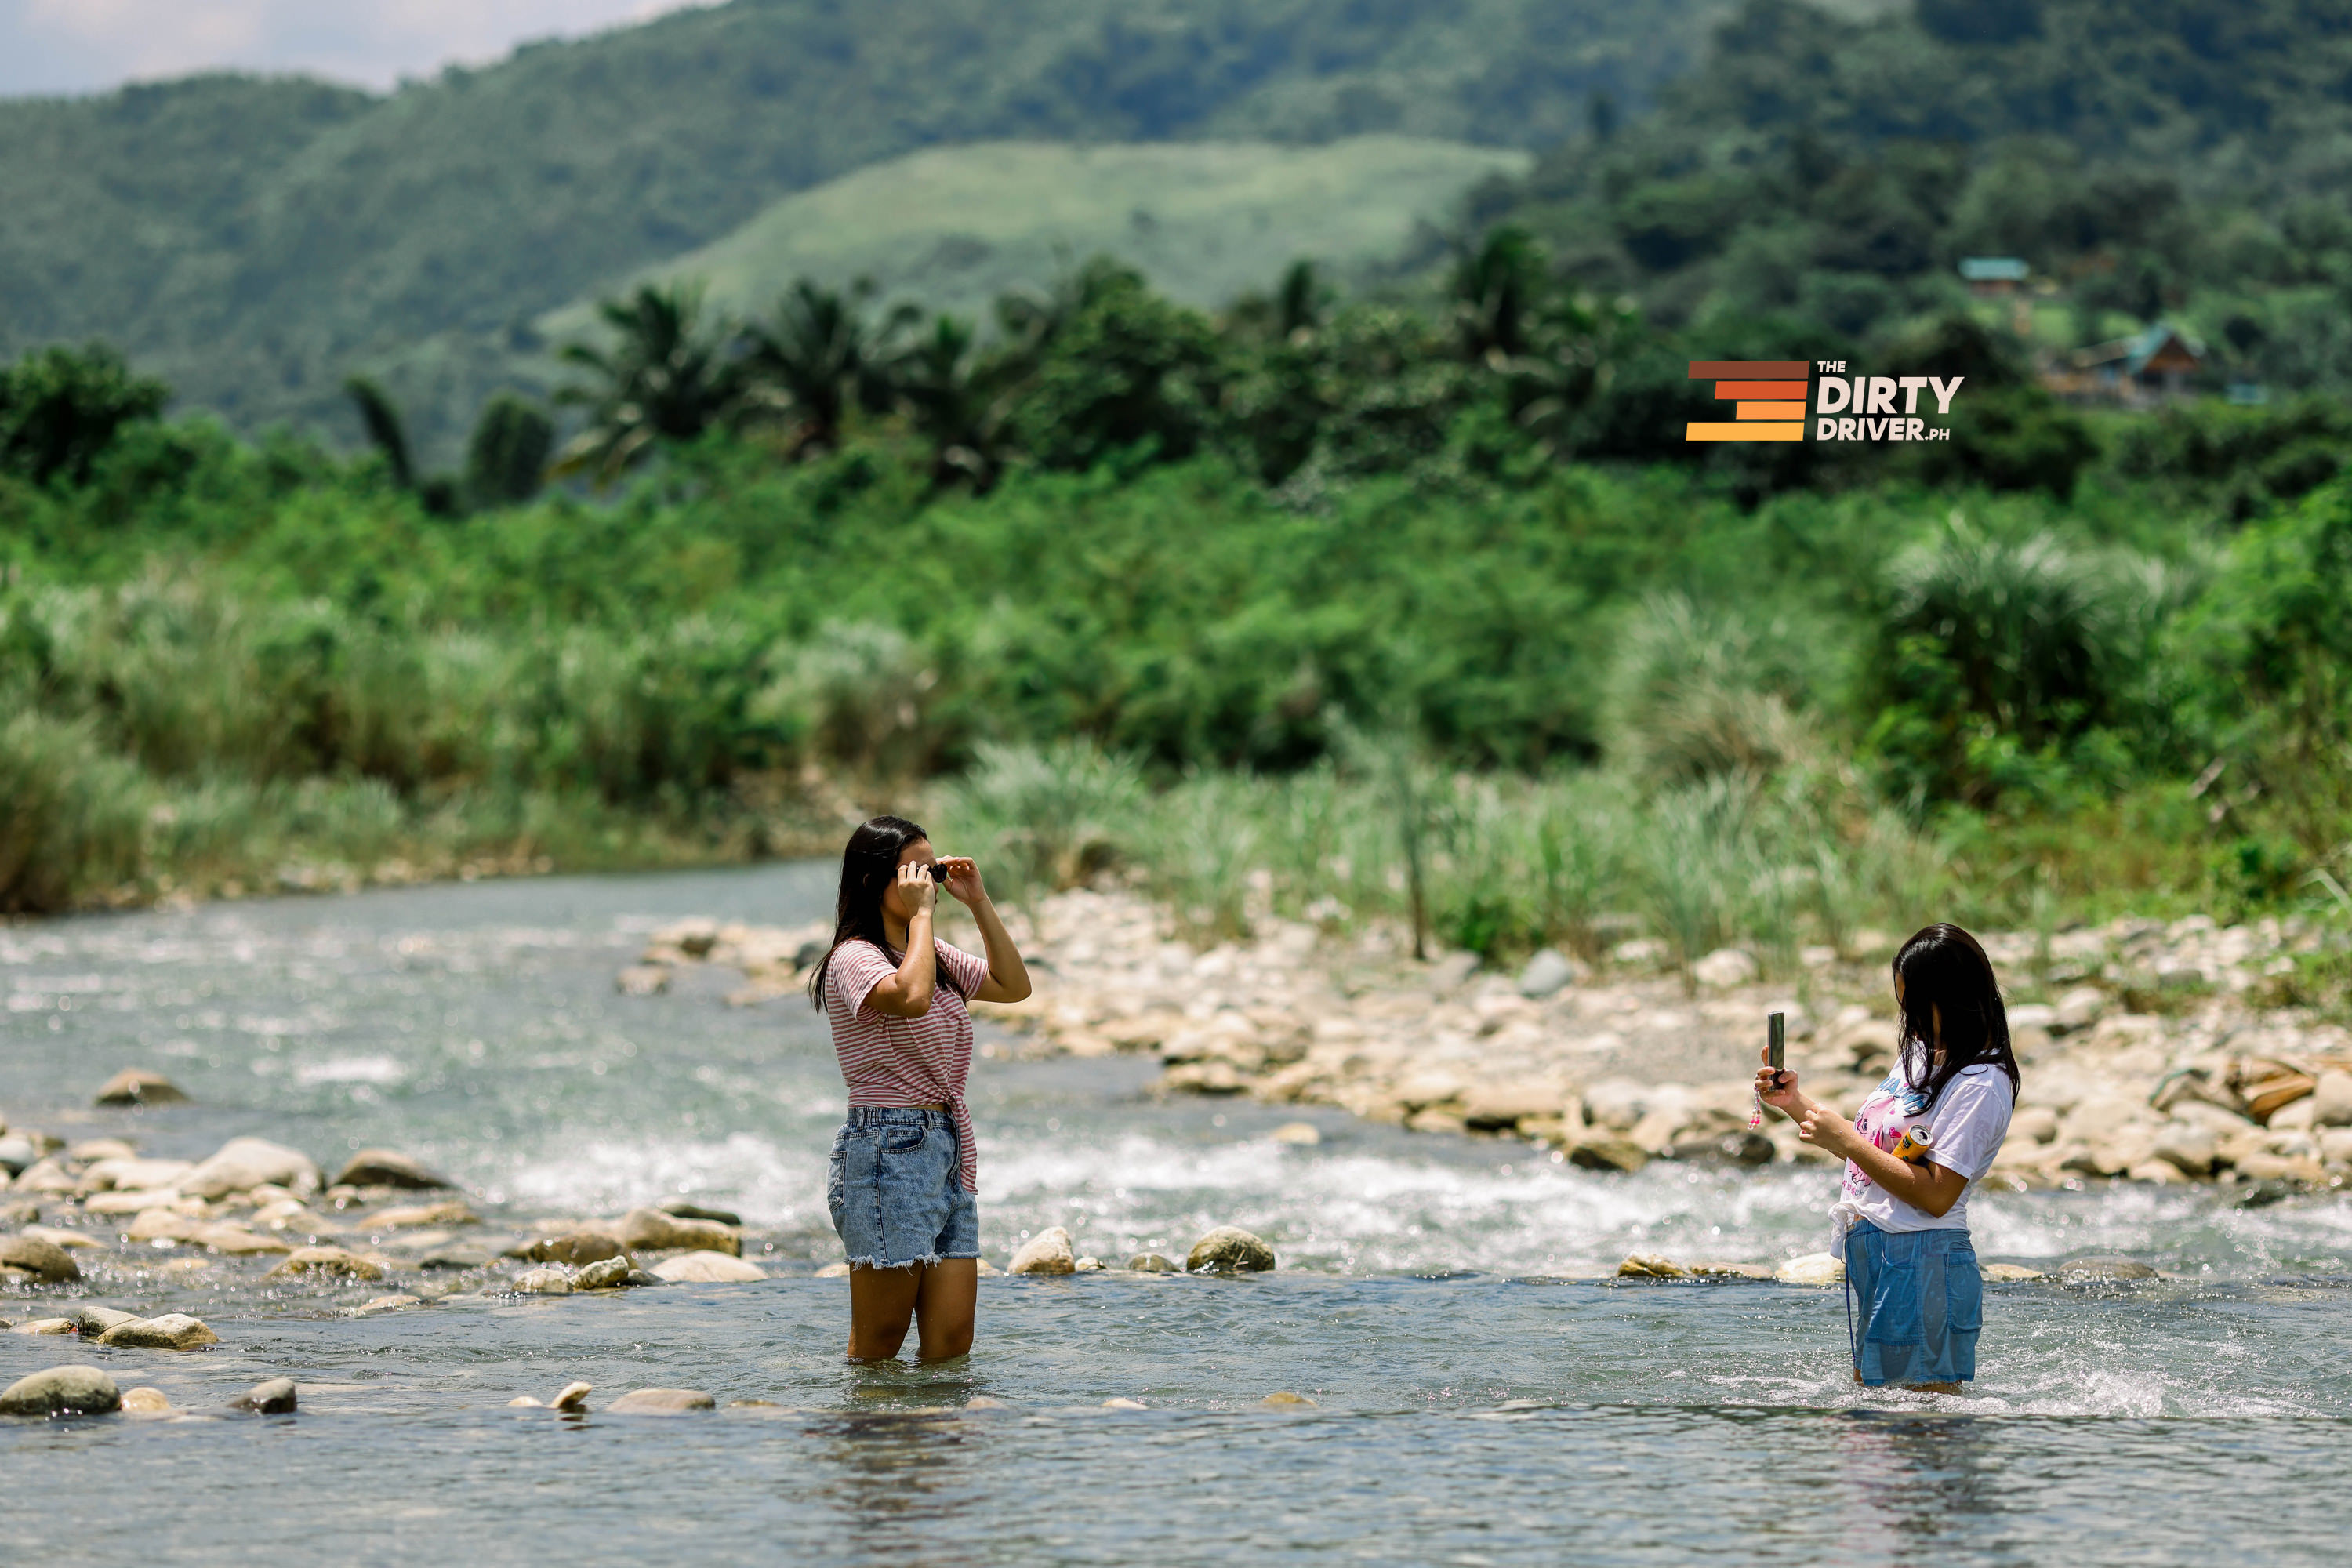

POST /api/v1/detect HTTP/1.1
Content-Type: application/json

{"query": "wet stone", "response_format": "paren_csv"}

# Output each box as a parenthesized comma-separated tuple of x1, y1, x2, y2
(658, 1197, 742, 1226)
(0, 1364, 120, 1417)
(93, 1069, 190, 1107)
(2056, 1256, 2159, 1283)
(1187, 1226, 1276, 1274)
(267, 1246, 384, 1280)
(521, 1232, 626, 1266)
(0, 1234, 81, 1282)
(332, 1149, 450, 1189)
(120, 1386, 175, 1418)
(1008, 1227, 1076, 1276)
(608, 1387, 714, 1414)
(1127, 1254, 1178, 1273)
(649, 1250, 764, 1283)
(230, 1377, 298, 1414)
(97, 1314, 220, 1350)
(619, 1207, 739, 1255)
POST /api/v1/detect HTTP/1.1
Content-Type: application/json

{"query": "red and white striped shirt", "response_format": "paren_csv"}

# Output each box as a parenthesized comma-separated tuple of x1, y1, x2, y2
(826, 937, 991, 1192)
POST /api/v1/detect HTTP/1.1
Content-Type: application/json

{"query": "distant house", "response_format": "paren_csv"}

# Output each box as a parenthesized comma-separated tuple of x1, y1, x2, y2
(2045, 322, 2206, 406)
(1958, 256, 2030, 296)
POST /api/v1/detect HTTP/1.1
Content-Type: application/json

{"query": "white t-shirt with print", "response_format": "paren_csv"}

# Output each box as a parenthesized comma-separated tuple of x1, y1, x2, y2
(1838, 1062, 2015, 1233)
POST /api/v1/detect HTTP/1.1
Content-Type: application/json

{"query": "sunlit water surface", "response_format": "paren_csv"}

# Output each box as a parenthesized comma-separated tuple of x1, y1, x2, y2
(4, 866, 2349, 1563)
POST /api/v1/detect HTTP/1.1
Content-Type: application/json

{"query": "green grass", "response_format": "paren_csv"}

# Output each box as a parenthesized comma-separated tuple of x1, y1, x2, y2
(539, 136, 1531, 338)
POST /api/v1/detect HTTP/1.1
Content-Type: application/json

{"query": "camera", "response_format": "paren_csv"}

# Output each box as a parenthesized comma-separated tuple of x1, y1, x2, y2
(927, 862, 950, 882)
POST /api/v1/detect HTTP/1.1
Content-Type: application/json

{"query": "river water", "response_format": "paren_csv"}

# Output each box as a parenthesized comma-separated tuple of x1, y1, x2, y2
(4, 866, 2350, 1563)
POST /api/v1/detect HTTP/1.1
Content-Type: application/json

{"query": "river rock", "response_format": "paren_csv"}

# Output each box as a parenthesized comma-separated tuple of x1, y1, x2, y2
(1566, 1134, 1650, 1174)
(1461, 1084, 1570, 1133)
(67, 1138, 138, 1163)
(1688, 1261, 1775, 1279)
(120, 1386, 175, 1417)
(332, 1149, 451, 1189)
(2051, 986, 2108, 1033)
(521, 1232, 626, 1266)
(552, 1380, 593, 1411)
(195, 1224, 292, 1255)
(1982, 1264, 2045, 1282)
(1127, 1254, 1178, 1272)
(1517, 948, 1583, 999)
(1269, 1122, 1322, 1146)
(417, 1244, 494, 1270)
(354, 1294, 424, 1314)
(2151, 1121, 2219, 1177)
(649, 1250, 765, 1283)
(1671, 1129, 1777, 1166)
(1007, 1227, 1076, 1276)
(0, 1134, 40, 1177)
(365, 1200, 476, 1229)
(76, 1156, 193, 1193)
(619, 1207, 740, 1254)
(0, 1364, 121, 1416)
(0, 1234, 80, 1282)
(1102, 1396, 1149, 1410)
(658, 1197, 744, 1226)
(266, 1246, 384, 1280)
(100, 1314, 220, 1350)
(510, 1265, 575, 1294)
(224, 1377, 298, 1414)
(64, 1305, 141, 1335)
(1186, 1226, 1276, 1274)
(1618, 1254, 1688, 1279)
(1693, 948, 1759, 988)
(85, 1186, 187, 1214)
(609, 1387, 715, 1414)
(1774, 1253, 1845, 1285)
(814, 1261, 851, 1278)
(2310, 1070, 2352, 1128)
(12, 1156, 74, 1193)
(12, 1319, 74, 1334)
(615, 965, 671, 996)
(93, 1068, 190, 1106)
(2055, 1256, 2158, 1282)
(182, 1137, 321, 1200)
(1427, 951, 1481, 991)
(573, 1256, 635, 1290)
(20, 1225, 101, 1251)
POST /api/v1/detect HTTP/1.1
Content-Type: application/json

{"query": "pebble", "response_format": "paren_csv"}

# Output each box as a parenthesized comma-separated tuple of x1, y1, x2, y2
(229, 1377, 298, 1414)
(1269, 1122, 1322, 1146)
(0, 1364, 121, 1416)
(1773, 1254, 1846, 1286)
(93, 1068, 191, 1106)
(267, 1246, 385, 1280)
(97, 1314, 220, 1350)
(120, 1386, 175, 1418)
(1127, 1254, 1178, 1273)
(1007, 1227, 1076, 1276)
(332, 1149, 451, 1189)
(0, 1234, 81, 1281)
(619, 1207, 740, 1255)
(608, 1387, 715, 1414)
(1187, 1226, 1276, 1274)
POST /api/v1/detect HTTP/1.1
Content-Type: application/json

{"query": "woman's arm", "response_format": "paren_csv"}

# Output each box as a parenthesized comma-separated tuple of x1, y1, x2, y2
(1754, 1061, 1971, 1217)
(864, 863, 940, 1017)
(938, 857, 1031, 1004)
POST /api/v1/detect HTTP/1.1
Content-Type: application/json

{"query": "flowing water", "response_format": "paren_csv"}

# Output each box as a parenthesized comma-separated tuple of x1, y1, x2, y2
(4, 866, 2350, 1563)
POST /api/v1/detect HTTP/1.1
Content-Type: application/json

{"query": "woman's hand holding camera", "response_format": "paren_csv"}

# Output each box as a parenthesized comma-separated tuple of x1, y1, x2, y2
(896, 858, 940, 916)
(934, 856, 984, 906)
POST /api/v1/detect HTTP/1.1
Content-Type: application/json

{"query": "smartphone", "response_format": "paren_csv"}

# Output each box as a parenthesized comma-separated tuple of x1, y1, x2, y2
(1766, 1012, 1786, 1078)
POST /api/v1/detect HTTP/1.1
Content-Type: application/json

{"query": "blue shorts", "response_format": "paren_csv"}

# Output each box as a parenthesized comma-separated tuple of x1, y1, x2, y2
(1844, 1219, 1984, 1386)
(828, 1107, 979, 1269)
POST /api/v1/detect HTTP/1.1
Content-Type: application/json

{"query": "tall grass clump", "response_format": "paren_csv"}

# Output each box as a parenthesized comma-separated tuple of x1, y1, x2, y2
(0, 708, 147, 912)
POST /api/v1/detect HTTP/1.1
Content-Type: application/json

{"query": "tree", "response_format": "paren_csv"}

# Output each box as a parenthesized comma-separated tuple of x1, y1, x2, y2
(1010, 256, 1227, 472)
(464, 393, 554, 508)
(739, 279, 910, 459)
(887, 313, 1014, 490)
(0, 343, 170, 488)
(343, 376, 461, 515)
(554, 281, 740, 485)
(1449, 226, 1548, 363)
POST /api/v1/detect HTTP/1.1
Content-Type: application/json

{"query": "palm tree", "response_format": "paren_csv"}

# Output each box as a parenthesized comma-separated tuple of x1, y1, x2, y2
(553, 282, 739, 486)
(887, 313, 1013, 490)
(1449, 225, 1548, 365)
(344, 375, 461, 515)
(738, 279, 911, 458)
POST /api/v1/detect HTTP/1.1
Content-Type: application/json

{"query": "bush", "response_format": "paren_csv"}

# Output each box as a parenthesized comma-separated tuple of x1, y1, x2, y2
(0, 708, 147, 912)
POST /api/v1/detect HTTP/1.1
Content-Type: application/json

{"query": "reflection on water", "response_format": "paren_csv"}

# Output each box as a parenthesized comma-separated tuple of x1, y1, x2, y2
(2, 865, 2350, 1564)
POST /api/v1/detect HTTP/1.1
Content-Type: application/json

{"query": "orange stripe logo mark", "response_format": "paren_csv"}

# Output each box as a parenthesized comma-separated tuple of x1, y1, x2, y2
(1686, 360, 1811, 442)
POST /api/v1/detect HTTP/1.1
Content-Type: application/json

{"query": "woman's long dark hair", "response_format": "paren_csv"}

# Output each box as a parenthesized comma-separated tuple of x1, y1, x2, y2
(807, 815, 964, 1010)
(1890, 922, 2021, 1111)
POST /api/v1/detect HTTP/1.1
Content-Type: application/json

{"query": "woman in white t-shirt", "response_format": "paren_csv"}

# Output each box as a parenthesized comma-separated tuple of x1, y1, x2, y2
(1756, 922, 2019, 1392)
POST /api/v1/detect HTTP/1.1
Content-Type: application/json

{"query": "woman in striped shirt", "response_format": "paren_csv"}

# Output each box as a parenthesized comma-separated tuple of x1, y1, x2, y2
(809, 815, 1031, 1363)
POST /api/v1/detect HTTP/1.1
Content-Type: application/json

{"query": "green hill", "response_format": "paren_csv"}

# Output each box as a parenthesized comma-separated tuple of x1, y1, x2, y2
(539, 136, 1532, 342)
(0, 0, 1727, 460)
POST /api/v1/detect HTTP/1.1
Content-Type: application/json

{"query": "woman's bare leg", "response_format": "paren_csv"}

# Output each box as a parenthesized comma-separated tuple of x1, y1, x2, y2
(914, 1258, 977, 1362)
(846, 1263, 924, 1361)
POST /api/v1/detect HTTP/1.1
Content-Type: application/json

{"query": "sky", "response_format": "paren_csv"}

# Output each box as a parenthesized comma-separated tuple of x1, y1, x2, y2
(0, 0, 708, 98)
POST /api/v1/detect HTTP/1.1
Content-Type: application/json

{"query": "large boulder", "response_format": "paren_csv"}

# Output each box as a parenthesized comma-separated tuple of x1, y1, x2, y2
(0, 1234, 81, 1282)
(1186, 1226, 1276, 1274)
(1007, 1227, 1076, 1276)
(649, 1250, 765, 1283)
(0, 1364, 120, 1417)
(93, 1069, 190, 1107)
(618, 1207, 739, 1255)
(96, 1314, 220, 1351)
(332, 1149, 450, 1189)
(181, 1138, 321, 1200)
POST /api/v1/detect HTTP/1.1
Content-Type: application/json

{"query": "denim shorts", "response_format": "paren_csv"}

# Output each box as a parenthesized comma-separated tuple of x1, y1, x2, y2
(827, 1107, 979, 1269)
(1844, 1219, 1984, 1386)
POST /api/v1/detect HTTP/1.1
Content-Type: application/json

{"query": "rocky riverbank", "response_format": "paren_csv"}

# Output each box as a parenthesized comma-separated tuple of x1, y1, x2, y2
(635, 891, 2352, 1192)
